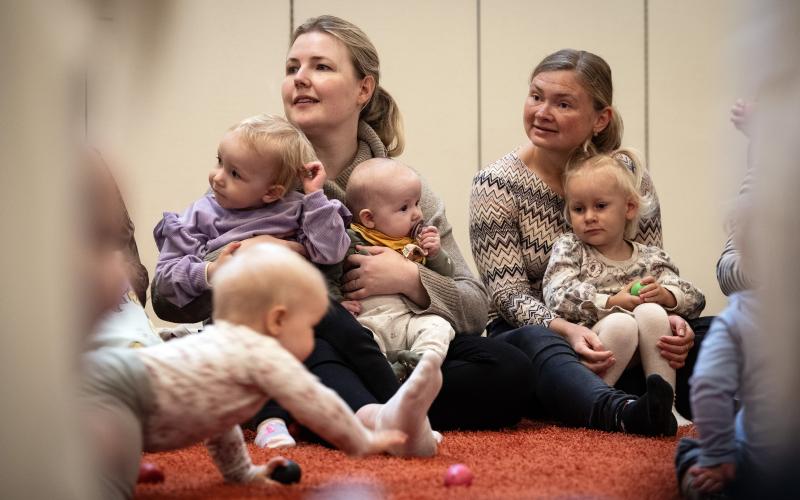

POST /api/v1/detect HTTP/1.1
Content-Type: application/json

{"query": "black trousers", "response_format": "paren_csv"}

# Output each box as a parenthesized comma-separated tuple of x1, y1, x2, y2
(489, 320, 631, 430)
(252, 302, 531, 431)
(487, 316, 712, 429)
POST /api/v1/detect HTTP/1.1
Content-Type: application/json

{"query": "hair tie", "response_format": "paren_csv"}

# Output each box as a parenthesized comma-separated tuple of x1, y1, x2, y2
(614, 153, 636, 174)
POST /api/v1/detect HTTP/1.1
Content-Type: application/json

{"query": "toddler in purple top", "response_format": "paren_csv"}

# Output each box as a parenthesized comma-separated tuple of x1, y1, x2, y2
(153, 113, 351, 309)
(153, 114, 351, 450)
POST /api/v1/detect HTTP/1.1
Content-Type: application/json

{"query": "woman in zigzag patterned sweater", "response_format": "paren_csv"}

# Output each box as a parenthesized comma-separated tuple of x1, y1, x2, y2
(469, 49, 708, 435)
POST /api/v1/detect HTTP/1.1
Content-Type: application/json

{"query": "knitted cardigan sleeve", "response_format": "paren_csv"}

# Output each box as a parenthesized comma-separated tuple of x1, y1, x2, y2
(716, 166, 754, 295)
(469, 165, 557, 328)
(408, 179, 489, 335)
(633, 168, 663, 248)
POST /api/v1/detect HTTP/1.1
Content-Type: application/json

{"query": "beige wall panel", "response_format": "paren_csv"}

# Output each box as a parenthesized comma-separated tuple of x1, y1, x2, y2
(89, 0, 290, 325)
(294, 1, 479, 269)
(480, 0, 646, 166)
(649, 0, 748, 315)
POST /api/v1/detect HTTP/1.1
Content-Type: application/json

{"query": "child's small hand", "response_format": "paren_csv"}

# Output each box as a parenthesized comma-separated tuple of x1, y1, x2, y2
(730, 98, 755, 137)
(607, 280, 643, 311)
(245, 456, 290, 485)
(689, 462, 736, 493)
(206, 241, 242, 282)
(302, 161, 327, 194)
(341, 299, 362, 316)
(417, 226, 440, 258)
(636, 276, 677, 308)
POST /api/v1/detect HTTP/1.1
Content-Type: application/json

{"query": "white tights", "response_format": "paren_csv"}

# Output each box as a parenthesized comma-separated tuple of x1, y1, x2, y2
(593, 303, 691, 426)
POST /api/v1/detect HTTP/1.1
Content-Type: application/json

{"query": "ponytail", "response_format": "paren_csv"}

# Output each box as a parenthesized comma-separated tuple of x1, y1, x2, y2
(361, 85, 404, 156)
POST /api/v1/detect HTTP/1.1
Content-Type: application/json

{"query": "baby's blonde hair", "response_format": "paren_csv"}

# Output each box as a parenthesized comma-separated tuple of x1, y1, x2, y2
(563, 148, 654, 239)
(345, 158, 418, 224)
(211, 243, 327, 326)
(230, 114, 318, 192)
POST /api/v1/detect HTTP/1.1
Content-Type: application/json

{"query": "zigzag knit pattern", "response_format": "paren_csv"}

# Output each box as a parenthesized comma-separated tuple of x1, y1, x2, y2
(469, 150, 662, 328)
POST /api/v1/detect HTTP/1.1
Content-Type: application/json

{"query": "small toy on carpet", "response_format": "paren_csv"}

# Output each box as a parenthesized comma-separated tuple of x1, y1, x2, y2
(444, 463, 473, 487)
(137, 462, 165, 484)
(270, 459, 302, 484)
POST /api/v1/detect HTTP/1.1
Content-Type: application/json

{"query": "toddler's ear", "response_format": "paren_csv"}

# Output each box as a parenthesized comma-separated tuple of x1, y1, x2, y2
(262, 185, 286, 204)
(625, 197, 639, 220)
(263, 304, 288, 337)
(359, 209, 376, 229)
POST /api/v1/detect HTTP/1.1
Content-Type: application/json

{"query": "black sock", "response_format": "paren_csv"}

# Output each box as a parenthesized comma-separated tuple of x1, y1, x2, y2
(620, 374, 677, 436)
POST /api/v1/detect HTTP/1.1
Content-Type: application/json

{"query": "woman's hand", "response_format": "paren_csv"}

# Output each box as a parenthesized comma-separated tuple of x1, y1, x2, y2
(659, 315, 696, 369)
(342, 246, 428, 305)
(637, 276, 677, 308)
(237, 234, 307, 257)
(550, 318, 616, 375)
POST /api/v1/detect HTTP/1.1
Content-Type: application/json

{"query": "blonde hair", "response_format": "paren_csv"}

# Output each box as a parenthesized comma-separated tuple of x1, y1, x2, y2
(563, 148, 654, 239)
(345, 158, 418, 223)
(230, 114, 317, 192)
(292, 15, 405, 156)
(212, 243, 327, 325)
(532, 49, 622, 154)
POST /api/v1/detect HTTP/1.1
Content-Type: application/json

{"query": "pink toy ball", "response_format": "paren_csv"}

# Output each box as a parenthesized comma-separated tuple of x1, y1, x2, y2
(137, 462, 165, 484)
(444, 463, 474, 487)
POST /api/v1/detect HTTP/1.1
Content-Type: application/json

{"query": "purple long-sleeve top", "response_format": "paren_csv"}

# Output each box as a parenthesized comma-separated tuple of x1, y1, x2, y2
(154, 191, 351, 307)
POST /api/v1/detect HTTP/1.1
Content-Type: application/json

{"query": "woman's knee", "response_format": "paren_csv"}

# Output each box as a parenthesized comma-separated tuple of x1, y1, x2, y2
(499, 324, 572, 358)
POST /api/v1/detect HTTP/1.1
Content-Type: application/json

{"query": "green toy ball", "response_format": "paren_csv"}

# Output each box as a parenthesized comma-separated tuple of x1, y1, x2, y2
(630, 281, 644, 296)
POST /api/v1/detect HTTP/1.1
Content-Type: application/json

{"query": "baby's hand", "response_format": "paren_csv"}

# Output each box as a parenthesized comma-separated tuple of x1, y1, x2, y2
(689, 462, 736, 493)
(244, 456, 290, 485)
(637, 276, 677, 308)
(302, 161, 327, 194)
(606, 280, 642, 311)
(206, 241, 241, 282)
(417, 226, 441, 258)
(730, 98, 755, 137)
(341, 299, 362, 316)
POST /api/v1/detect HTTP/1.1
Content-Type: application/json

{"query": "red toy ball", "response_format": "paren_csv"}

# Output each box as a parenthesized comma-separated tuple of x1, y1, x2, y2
(137, 462, 165, 484)
(444, 463, 473, 487)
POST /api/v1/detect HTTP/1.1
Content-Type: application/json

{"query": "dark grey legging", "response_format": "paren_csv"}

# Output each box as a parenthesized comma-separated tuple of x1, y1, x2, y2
(252, 301, 532, 432)
(488, 320, 633, 430)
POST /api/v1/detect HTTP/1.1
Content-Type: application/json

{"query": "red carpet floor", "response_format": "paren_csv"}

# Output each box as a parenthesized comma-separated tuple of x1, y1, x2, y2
(135, 421, 694, 499)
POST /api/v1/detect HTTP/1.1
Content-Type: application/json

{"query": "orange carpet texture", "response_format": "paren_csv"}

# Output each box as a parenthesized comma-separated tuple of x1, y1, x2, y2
(135, 421, 694, 499)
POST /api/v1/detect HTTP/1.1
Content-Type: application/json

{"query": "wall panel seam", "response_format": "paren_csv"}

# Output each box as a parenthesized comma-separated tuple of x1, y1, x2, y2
(476, 0, 482, 170)
(644, 0, 650, 166)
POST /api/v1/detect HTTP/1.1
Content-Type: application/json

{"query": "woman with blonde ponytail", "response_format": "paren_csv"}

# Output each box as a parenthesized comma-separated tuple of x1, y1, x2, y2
(276, 14, 531, 435)
(470, 49, 709, 435)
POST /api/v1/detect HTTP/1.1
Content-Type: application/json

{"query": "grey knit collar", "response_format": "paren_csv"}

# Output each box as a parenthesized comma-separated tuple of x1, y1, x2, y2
(331, 121, 388, 193)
